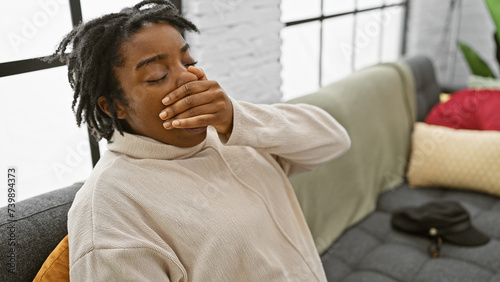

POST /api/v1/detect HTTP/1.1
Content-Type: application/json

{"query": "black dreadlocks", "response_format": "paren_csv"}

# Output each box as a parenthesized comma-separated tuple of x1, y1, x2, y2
(47, 0, 199, 141)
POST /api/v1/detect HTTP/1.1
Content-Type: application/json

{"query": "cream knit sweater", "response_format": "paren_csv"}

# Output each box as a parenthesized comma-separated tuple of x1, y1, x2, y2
(68, 100, 350, 281)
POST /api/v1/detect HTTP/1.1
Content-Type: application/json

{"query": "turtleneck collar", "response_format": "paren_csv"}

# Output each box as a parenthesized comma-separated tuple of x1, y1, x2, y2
(107, 128, 217, 160)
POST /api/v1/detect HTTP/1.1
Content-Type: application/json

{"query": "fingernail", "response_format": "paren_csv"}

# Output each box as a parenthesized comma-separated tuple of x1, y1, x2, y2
(163, 121, 171, 129)
(159, 111, 167, 120)
(172, 120, 180, 127)
(162, 97, 170, 105)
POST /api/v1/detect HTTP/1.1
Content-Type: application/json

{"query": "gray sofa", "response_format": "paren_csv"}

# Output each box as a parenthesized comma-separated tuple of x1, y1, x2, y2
(1, 56, 499, 282)
(310, 57, 500, 281)
(0, 183, 81, 281)
(321, 184, 500, 281)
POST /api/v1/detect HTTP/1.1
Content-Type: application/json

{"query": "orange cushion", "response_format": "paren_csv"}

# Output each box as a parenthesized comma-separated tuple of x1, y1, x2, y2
(33, 235, 70, 282)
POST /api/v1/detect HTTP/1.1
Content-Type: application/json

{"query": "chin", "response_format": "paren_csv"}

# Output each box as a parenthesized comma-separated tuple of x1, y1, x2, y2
(173, 128, 208, 147)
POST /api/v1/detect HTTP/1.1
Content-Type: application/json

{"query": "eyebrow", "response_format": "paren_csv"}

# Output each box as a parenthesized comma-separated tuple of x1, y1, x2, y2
(135, 43, 191, 71)
(181, 43, 190, 52)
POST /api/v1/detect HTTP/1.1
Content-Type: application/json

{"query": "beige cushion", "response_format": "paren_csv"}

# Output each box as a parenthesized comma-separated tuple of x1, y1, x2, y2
(468, 75, 500, 89)
(407, 122, 500, 196)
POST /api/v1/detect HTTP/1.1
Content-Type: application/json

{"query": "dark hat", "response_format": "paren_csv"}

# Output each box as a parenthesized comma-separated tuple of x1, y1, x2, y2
(391, 201, 490, 247)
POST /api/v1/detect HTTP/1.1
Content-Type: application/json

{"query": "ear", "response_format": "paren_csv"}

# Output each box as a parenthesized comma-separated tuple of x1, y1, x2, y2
(98, 96, 127, 119)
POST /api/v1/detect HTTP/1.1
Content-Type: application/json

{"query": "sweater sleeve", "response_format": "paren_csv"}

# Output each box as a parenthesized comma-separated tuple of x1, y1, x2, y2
(70, 247, 185, 282)
(223, 99, 351, 176)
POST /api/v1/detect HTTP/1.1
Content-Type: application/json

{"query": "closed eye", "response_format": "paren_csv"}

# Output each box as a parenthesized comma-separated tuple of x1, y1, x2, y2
(185, 61, 198, 68)
(146, 73, 167, 83)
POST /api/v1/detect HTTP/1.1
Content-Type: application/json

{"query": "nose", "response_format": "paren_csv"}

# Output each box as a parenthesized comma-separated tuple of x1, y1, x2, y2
(176, 67, 198, 88)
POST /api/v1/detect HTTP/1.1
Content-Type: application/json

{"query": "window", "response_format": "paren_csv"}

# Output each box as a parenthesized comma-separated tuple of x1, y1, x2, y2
(0, 0, 73, 63)
(0, 67, 93, 202)
(0, 0, 92, 205)
(0, 0, 181, 205)
(280, 0, 408, 101)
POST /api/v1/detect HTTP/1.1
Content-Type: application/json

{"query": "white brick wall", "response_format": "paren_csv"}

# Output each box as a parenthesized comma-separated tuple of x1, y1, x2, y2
(407, 0, 498, 85)
(183, 0, 283, 103)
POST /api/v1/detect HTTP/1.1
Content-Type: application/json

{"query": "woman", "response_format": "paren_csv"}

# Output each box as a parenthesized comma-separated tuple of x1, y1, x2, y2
(52, 0, 350, 280)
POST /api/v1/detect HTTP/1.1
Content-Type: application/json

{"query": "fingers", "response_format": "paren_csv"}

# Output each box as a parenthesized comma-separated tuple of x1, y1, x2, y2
(162, 80, 212, 105)
(165, 110, 233, 136)
(159, 88, 216, 121)
(164, 113, 217, 130)
(159, 72, 233, 135)
(161, 98, 233, 135)
(163, 67, 206, 105)
(188, 66, 207, 81)
(162, 100, 226, 128)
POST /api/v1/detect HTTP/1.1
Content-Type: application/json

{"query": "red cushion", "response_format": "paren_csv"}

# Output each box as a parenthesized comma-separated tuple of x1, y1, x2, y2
(425, 89, 500, 131)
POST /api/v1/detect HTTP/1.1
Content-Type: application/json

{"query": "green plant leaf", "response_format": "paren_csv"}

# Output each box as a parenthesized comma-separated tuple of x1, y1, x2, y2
(484, 0, 500, 44)
(458, 41, 496, 78)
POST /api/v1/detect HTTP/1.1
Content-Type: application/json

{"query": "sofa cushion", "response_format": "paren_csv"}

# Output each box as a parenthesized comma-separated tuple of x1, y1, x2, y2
(468, 75, 500, 89)
(321, 184, 500, 281)
(0, 183, 81, 282)
(407, 122, 500, 197)
(425, 89, 500, 131)
(33, 235, 70, 281)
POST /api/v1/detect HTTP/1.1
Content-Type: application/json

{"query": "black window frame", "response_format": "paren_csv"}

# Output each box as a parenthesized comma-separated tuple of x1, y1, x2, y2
(282, 0, 411, 90)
